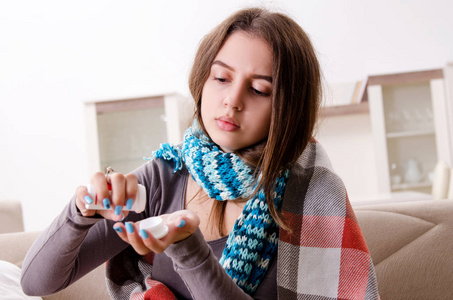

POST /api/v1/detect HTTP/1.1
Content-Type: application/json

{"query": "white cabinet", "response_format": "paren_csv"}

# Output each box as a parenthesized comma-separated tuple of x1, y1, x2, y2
(85, 93, 191, 174)
(368, 69, 452, 194)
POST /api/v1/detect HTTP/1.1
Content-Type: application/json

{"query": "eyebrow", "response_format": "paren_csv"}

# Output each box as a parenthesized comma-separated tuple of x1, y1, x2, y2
(212, 60, 273, 83)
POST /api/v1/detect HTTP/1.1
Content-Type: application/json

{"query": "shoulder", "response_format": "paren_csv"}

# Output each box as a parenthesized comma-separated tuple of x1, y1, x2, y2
(282, 140, 347, 216)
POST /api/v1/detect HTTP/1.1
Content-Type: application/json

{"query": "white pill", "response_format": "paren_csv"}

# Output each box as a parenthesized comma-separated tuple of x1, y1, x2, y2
(139, 216, 169, 239)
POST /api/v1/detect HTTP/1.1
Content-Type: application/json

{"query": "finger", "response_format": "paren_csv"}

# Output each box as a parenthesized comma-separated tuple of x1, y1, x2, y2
(140, 228, 170, 254)
(114, 221, 168, 254)
(140, 211, 199, 249)
(91, 172, 110, 209)
(166, 210, 200, 232)
(158, 217, 189, 245)
(75, 186, 96, 217)
(110, 173, 126, 218)
(122, 222, 152, 255)
(112, 223, 127, 240)
(124, 173, 138, 211)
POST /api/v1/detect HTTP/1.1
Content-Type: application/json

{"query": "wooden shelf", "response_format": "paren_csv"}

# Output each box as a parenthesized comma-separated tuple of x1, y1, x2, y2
(320, 68, 443, 118)
(85, 93, 189, 175)
(386, 129, 435, 138)
(368, 69, 443, 86)
(320, 101, 369, 117)
(391, 181, 432, 191)
(367, 69, 448, 196)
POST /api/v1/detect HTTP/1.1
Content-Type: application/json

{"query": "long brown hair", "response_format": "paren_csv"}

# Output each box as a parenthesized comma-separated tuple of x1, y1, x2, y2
(188, 8, 322, 234)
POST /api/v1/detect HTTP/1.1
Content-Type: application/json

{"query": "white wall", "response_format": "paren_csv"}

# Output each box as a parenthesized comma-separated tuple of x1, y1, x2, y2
(315, 114, 379, 200)
(1, 0, 452, 231)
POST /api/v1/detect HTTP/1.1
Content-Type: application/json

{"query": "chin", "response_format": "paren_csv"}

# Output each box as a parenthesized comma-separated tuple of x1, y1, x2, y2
(218, 144, 238, 153)
(211, 138, 239, 153)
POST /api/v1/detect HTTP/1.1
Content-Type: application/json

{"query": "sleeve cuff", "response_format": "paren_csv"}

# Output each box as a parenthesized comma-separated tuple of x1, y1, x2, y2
(68, 195, 104, 227)
(164, 228, 211, 269)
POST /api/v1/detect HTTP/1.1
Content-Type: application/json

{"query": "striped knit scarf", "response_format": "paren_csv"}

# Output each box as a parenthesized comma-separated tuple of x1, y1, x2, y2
(152, 124, 289, 295)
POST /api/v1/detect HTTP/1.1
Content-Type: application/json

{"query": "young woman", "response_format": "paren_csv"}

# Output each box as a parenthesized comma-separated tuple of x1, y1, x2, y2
(22, 8, 379, 300)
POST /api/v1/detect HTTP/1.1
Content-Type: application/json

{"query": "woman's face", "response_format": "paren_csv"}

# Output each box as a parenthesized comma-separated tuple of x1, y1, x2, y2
(200, 31, 273, 153)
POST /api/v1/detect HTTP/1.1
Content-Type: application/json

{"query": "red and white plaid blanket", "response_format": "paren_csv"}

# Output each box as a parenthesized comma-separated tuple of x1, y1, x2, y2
(106, 141, 379, 299)
(277, 141, 379, 299)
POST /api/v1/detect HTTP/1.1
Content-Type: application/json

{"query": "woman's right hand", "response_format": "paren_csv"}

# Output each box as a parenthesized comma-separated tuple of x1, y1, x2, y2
(75, 171, 138, 221)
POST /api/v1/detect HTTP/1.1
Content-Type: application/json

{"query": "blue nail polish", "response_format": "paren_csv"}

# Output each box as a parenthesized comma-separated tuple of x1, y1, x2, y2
(103, 198, 111, 209)
(126, 198, 133, 210)
(115, 206, 122, 216)
(113, 226, 123, 233)
(139, 229, 148, 239)
(125, 222, 134, 233)
(84, 195, 93, 204)
(177, 220, 186, 228)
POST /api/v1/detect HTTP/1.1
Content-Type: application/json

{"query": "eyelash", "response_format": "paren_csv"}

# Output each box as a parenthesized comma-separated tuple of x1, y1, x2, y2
(251, 87, 270, 97)
(214, 77, 270, 97)
(214, 77, 228, 83)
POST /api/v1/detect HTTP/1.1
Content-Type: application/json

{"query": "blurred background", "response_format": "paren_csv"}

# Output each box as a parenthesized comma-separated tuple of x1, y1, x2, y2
(1, 0, 452, 231)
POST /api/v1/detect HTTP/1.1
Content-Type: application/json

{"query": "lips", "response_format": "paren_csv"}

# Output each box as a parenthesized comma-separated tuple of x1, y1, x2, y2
(216, 116, 240, 132)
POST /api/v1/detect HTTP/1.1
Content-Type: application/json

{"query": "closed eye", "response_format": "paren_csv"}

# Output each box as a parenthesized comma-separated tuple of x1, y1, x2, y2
(251, 87, 270, 97)
(214, 77, 228, 83)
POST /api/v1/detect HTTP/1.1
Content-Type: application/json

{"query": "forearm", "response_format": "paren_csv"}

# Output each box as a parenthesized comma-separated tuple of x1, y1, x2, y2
(165, 229, 253, 300)
(21, 197, 127, 296)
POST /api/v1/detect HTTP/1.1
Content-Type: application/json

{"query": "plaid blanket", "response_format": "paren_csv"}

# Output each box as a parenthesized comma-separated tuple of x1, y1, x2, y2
(277, 141, 379, 299)
(106, 141, 379, 299)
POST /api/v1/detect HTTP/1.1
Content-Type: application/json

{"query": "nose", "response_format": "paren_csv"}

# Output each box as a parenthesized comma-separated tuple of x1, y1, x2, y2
(223, 83, 244, 111)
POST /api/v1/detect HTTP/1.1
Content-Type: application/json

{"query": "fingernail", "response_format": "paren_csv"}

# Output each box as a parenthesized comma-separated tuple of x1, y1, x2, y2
(113, 226, 123, 233)
(103, 198, 111, 209)
(139, 229, 148, 239)
(119, 213, 125, 222)
(126, 198, 133, 210)
(115, 206, 122, 216)
(125, 222, 134, 233)
(177, 220, 186, 228)
(84, 195, 93, 204)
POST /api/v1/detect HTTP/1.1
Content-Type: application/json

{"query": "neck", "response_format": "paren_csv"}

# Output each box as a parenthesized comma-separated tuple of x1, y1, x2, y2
(185, 175, 246, 241)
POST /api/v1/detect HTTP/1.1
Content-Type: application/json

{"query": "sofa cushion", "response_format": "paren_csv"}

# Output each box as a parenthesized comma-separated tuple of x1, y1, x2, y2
(0, 231, 41, 267)
(0, 231, 109, 300)
(355, 200, 453, 300)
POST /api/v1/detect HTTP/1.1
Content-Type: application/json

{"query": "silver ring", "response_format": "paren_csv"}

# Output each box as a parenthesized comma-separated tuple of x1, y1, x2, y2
(105, 166, 115, 182)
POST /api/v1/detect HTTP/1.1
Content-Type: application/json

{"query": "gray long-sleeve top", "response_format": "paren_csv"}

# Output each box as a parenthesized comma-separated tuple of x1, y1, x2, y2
(21, 158, 277, 299)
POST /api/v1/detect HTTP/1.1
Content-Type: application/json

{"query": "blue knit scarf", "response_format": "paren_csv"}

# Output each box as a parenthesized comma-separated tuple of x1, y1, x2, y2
(152, 123, 289, 295)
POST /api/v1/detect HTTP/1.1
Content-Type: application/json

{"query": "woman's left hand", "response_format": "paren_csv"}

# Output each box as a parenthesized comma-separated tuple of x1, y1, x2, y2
(113, 210, 200, 255)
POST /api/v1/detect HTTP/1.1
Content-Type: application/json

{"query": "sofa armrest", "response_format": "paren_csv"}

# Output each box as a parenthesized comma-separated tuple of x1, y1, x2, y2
(0, 231, 41, 267)
(0, 200, 24, 233)
(355, 200, 453, 300)
(0, 231, 109, 300)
